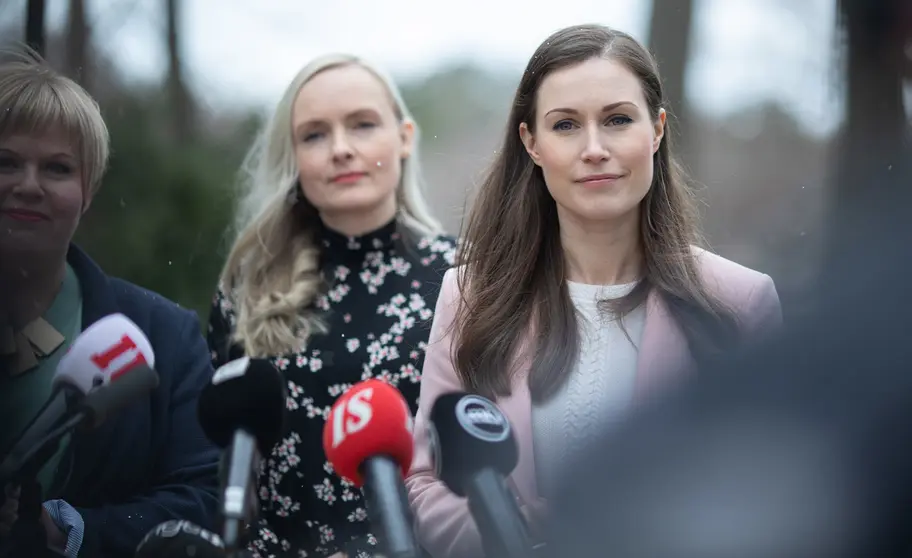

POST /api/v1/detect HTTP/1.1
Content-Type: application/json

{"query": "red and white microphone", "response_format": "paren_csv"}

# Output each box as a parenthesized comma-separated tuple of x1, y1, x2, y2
(57, 312, 155, 392)
(322, 379, 420, 558)
(0, 313, 159, 482)
(59, 313, 158, 428)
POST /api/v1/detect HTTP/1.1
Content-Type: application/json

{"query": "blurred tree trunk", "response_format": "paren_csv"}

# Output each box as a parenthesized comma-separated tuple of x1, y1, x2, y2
(165, 0, 194, 144)
(824, 0, 910, 272)
(25, 0, 46, 56)
(647, 0, 695, 168)
(65, 0, 89, 88)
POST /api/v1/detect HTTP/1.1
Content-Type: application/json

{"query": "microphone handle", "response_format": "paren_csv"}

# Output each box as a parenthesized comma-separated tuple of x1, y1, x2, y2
(360, 456, 421, 558)
(0, 478, 67, 558)
(2, 365, 159, 484)
(79, 364, 159, 428)
(221, 430, 260, 552)
(0, 412, 87, 486)
(465, 468, 534, 558)
(0, 385, 79, 471)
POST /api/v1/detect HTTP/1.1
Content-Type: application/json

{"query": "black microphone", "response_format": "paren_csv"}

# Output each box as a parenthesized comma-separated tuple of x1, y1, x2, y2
(0, 364, 158, 558)
(0, 364, 160, 486)
(197, 357, 286, 554)
(134, 519, 228, 558)
(0, 313, 157, 484)
(429, 392, 534, 558)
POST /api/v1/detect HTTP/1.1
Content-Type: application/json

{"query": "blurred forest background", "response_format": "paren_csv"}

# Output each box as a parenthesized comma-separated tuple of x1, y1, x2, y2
(2, 0, 892, 324)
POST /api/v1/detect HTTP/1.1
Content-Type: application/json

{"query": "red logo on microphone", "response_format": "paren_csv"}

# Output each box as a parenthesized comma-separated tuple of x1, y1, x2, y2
(90, 335, 148, 381)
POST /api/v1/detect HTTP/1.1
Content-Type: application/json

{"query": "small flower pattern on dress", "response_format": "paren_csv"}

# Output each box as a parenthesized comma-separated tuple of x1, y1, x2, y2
(208, 220, 456, 558)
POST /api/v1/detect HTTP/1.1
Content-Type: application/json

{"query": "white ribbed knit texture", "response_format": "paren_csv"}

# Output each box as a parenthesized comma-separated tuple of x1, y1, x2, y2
(532, 281, 645, 498)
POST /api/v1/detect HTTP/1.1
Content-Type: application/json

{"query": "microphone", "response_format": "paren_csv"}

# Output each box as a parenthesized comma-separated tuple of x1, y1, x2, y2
(197, 357, 287, 554)
(0, 313, 158, 484)
(56, 312, 156, 389)
(428, 392, 534, 558)
(134, 519, 228, 558)
(322, 379, 419, 558)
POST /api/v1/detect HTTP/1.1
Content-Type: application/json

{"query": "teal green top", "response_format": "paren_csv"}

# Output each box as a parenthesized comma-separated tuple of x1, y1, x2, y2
(0, 263, 83, 495)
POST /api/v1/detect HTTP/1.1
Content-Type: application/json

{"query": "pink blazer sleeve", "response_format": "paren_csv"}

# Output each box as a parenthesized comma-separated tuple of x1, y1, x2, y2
(743, 273, 783, 334)
(406, 268, 484, 558)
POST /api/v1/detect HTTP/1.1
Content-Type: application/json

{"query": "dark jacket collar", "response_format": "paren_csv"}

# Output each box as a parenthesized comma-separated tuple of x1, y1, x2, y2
(66, 244, 118, 328)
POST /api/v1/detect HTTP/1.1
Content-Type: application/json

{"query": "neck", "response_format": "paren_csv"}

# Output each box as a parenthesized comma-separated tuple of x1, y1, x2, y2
(0, 259, 66, 330)
(320, 197, 397, 237)
(559, 209, 643, 285)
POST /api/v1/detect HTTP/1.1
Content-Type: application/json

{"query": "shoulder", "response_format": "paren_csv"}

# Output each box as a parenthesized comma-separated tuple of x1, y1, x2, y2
(209, 281, 237, 324)
(68, 245, 211, 378)
(107, 277, 198, 326)
(411, 232, 459, 268)
(436, 265, 467, 310)
(105, 277, 206, 364)
(404, 231, 459, 298)
(690, 246, 781, 326)
(693, 246, 770, 287)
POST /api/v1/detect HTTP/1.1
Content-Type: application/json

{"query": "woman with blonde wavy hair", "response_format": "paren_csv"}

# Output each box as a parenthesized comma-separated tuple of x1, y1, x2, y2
(406, 24, 783, 558)
(207, 53, 456, 558)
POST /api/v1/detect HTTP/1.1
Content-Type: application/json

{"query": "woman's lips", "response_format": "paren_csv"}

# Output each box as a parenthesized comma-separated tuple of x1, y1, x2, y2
(1, 209, 49, 222)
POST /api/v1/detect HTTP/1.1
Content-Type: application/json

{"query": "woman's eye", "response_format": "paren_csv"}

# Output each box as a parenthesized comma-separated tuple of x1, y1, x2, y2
(607, 115, 633, 126)
(46, 162, 73, 174)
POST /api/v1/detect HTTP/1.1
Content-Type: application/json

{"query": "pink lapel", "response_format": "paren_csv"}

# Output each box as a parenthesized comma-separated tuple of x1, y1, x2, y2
(500, 378, 538, 504)
(634, 290, 693, 398)
(500, 290, 693, 506)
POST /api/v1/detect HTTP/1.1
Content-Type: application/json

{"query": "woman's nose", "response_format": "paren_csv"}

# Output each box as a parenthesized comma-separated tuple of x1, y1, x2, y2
(580, 127, 610, 164)
(11, 164, 43, 198)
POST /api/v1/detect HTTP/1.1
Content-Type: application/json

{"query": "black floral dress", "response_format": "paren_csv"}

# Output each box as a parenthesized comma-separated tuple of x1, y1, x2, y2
(208, 219, 457, 558)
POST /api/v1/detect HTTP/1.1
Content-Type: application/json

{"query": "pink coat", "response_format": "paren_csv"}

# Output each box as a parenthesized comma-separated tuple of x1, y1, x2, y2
(406, 249, 783, 558)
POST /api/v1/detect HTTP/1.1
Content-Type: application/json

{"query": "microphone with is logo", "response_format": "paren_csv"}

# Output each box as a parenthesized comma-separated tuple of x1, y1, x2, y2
(323, 379, 420, 558)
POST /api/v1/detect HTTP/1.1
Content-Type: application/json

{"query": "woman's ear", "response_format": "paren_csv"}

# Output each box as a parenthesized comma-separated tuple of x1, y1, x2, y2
(653, 108, 666, 153)
(519, 122, 542, 166)
(81, 190, 94, 214)
(399, 120, 416, 159)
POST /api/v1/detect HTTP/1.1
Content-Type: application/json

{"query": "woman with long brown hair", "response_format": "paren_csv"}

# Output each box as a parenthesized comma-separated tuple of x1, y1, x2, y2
(406, 24, 782, 558)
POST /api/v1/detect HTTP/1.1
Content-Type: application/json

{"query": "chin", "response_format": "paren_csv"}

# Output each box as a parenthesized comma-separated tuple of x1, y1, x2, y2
(324, 188, 395, 214)
(574, 189, 646, 219)
(564, 201, 638, 223)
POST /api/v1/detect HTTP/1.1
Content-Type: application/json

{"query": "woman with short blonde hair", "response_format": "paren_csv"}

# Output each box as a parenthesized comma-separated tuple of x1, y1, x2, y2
(0, 47, 219, 557)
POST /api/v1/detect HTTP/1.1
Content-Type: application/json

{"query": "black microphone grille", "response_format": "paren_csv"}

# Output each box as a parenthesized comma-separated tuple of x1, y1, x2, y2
(197, 357, 287, 454)
(429, 392, 518, 494)
(135, 520, 225, 558)
(82, 364, 160, 428)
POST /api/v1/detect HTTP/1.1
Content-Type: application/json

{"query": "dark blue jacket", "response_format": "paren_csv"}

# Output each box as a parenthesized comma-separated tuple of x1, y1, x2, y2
(60, 245, 220, 556)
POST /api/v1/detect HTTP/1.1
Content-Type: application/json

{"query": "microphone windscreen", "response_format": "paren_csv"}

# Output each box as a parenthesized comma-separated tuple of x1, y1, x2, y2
(135, 520, 226, 558)
(322, 379, 414, 487)
(80, 364, 160, 428)
(197, 357, 287, 454)
(55, 313, 156, 393)
(428, 392, 518, 496)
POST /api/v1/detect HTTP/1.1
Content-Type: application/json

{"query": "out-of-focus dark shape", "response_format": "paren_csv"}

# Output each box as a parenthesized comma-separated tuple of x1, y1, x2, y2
(165, 0, 195, 144)
(546, 0, 912, 556)
(647, 0, 694, 163)
(65, 0, 89, 87)
(546, 278, 912, 558)
(825, 0, 911, 279)
(24, 0, 45, 56)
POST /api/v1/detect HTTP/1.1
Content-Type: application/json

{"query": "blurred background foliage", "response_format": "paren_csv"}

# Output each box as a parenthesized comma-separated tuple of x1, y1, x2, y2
(5, 0, 907, 325)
